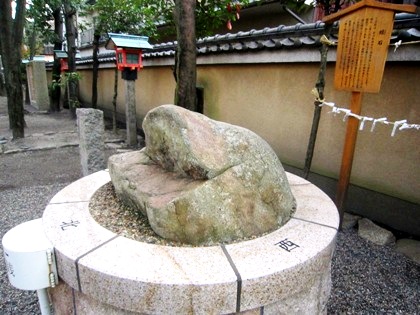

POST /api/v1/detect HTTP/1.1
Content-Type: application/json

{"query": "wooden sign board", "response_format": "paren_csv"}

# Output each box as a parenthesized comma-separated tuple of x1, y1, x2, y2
(334, 8, 393, 93)
(322, 1, 419, 224)
(324, 0, 419, 93)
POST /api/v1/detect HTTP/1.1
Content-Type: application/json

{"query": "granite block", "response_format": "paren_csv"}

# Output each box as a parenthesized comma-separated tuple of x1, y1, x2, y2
(43, 171, 338, 314)
(77, 237, 238, 314)
(49, 170, 110, 204)
(43, 201, 116, 289)
(224, 219, 336, 311)
(288, 174, 339, 229)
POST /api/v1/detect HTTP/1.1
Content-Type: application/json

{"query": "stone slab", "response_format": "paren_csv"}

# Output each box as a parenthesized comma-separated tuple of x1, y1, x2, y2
(43, 170, 116, 290)
(358, 218, 395, 246)
(77, 108, 106, 176)
(78, 239, 238, 314)
(48, 170, 110, 204)
(287, 173, 339, 229)
(43, 171, 339, 314)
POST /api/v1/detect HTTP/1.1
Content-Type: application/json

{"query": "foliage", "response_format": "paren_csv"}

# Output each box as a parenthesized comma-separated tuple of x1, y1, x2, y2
(195, 0, 249, 35)
(90, 0, 160, 37)
(280, 0, 314, 13)
(25, 0, 88, 59)
(152, 0, 251, 38)
(26, 0, 61, 45)
(57, 71, 82, 109)
(50, 71, 82, 89)
(22, 23, 45, 58)
(307, 0, 357, 15)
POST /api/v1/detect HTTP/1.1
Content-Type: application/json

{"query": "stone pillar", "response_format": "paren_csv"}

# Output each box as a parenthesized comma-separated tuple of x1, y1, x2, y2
(76, 108, 106, 176)
(124, 80, 137, 146)
(26, 58, 49, 111)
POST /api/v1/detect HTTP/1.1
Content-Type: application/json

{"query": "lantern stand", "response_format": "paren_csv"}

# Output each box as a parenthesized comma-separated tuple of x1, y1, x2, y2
(106, 33, 152, 146)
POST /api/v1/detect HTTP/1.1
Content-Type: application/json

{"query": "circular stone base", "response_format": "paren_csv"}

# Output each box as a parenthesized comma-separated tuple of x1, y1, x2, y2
(43, 170, 339, 314)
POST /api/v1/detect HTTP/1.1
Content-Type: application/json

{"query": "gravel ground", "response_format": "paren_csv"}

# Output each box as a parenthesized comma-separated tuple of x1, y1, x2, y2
(0, 94, 418, 314)
(90, 182, 272, 247)
(0, 147, 82, 314)
(1, 148, 419, 314)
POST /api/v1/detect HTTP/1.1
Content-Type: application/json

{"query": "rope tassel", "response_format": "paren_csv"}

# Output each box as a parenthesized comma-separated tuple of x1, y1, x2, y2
(316, 100, 419, 137)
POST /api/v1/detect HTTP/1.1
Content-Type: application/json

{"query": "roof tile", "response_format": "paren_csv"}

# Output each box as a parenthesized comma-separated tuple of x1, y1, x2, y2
(72, 13, 419, 65)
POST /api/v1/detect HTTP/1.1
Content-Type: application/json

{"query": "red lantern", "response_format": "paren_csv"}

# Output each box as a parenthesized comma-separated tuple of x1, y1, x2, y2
(106, 33, 152, 76)
(115, 47, 143, 71)
(60, 58, 69, 72)
(54, 50, 69, 72)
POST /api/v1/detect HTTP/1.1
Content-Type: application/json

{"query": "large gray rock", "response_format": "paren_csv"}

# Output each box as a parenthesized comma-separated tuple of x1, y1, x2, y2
(109, 105, 296, 245)
(342, 212, 361, 229)
(358, 218, 396, 246)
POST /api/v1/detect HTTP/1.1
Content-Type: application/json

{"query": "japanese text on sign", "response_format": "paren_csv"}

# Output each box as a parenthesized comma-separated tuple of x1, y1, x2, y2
(334, 9, 394, 93)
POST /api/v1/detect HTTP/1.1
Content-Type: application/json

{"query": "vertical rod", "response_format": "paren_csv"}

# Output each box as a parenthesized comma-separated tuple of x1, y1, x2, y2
(303, 23, 333, 179)
(303, 101, 323, 179)
(336, 91, 363, 228)
(124, 79, 137, 146)
(37, 288, 51, 315)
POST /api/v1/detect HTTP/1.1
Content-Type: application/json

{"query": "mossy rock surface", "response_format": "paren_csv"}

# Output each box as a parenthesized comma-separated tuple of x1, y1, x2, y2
(109, 105, 296, 246)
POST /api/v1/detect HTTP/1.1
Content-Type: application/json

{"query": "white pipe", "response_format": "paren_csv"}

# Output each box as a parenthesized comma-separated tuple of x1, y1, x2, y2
(36, 288, 51, 315)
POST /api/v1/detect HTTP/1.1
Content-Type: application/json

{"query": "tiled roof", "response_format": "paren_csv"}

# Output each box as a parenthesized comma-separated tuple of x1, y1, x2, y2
(148, 22, 326, 58)
(77, 13, 419, 64)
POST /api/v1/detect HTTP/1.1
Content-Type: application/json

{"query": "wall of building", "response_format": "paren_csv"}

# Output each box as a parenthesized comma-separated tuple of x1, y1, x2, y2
(75, 49, 419, 236)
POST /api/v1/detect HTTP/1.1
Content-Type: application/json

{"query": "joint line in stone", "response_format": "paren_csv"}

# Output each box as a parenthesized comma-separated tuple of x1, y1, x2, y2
(221, 244, 242, 313)
(72, 288, 77, 315)
(292, 217, 338, 231)
(75, 235, 120, 292)
(49, 201, 90, 205)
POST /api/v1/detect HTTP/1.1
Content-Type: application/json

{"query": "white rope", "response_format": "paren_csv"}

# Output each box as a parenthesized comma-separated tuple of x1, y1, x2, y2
(318, 101, 420, 136)
(392, 39, 420, 52)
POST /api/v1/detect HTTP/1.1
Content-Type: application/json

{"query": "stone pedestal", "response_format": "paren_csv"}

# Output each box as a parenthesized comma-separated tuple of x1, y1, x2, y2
(26, 59, 49, 111)
(43, 172, 339, 314)
(76, 108, 106, 176)
(124, 80, 137, 146)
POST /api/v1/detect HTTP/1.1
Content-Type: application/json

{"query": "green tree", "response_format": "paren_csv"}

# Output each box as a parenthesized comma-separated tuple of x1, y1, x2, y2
(63, 0, 80, 117)
(155, 0, 250, 111)
(90, 0, 250, 112)
(89, 0, 159, 132)
(90, 0, 159, 108)
(304, 0, 356, 16)
(26, 0, 64, 112)
(0, 0, 27, 139)
(173, 0, 197, 110)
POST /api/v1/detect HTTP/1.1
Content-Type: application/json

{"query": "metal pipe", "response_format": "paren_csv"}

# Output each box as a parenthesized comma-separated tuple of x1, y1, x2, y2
(282, 6, 307, 24)
(37, 288, 52, 315)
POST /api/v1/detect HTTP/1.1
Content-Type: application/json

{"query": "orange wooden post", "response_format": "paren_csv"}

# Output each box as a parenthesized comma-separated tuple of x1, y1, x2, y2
(336, 92, 362, 220)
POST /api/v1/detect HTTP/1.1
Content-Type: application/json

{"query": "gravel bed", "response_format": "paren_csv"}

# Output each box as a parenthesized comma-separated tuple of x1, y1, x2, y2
(90, 182, 274, 247)
(89, 182, 174, 245)
(327, 229, 419, 314)
(1, 150, 419, 314)
(0, 184, 69, 315)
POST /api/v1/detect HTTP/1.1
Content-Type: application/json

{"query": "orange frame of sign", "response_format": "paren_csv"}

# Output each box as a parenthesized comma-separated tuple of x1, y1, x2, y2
(323, 0, 419, 93)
